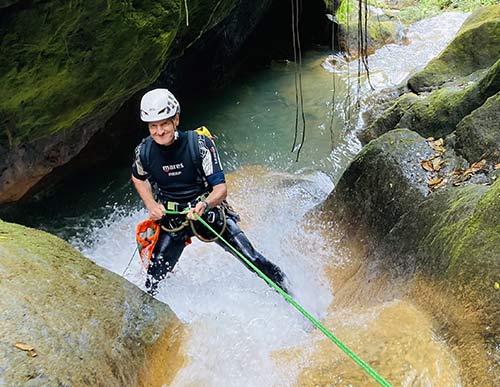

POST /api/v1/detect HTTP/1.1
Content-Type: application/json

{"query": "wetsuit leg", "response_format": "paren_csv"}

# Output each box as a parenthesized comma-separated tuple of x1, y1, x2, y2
(215, 216, 289, 293)
(145, 230, 187, 296)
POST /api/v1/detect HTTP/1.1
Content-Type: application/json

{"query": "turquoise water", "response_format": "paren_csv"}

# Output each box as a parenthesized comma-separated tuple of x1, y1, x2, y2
(181, 50, 352, 176)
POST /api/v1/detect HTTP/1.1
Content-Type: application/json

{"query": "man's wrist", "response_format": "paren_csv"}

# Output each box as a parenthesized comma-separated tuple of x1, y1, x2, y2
(201, 200, 210, 211)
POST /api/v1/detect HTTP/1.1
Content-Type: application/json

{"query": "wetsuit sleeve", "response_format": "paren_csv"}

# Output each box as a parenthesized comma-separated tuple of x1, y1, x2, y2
(199, 135, 225, 187)
(131, 143, 150, 180)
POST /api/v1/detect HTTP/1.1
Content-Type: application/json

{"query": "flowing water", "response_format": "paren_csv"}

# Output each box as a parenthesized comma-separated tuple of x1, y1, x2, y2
(8, 11, 483, 387)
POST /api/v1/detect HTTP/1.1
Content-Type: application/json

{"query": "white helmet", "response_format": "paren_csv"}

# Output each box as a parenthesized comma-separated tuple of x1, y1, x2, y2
(140, 88, 180, 122)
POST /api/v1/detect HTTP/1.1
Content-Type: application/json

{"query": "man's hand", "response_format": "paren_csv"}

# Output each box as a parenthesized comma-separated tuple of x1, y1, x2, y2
(187, 201, 208, 221)
(147, 202, 166, 221)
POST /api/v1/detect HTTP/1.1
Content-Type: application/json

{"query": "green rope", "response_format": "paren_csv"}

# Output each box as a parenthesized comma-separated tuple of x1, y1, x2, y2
(162, 209, 393, 387)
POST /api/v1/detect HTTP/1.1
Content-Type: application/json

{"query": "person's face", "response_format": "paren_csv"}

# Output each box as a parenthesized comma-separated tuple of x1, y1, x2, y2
(148, 114, 179, 146)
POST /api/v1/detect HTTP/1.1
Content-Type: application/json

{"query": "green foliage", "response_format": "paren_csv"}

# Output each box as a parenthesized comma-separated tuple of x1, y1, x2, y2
(336, 0, 356, 25)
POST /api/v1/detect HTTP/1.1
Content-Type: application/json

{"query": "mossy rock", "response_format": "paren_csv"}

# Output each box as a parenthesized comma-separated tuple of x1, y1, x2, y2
(378, 181, 500, 383)
(408, 4, 500, 92)
(338, 19, 406, 57)
(427, 179, 500, 281)
(0, 0, 238, 148)
(395, 56, 500, 138)
(0, 1, 179, 147)
(0, 220, 185, 386)
(336, 0, 406, 57)
(323, 129, 435, 240)
(360, 92, 420, 144)
(455, 91, 500, 163)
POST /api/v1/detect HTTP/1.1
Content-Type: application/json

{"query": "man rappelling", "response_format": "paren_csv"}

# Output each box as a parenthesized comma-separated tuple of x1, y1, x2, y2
(131, 88, 289, 296)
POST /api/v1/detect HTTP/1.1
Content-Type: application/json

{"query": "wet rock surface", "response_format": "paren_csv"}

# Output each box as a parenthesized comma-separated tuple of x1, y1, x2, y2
(0, 220, 185, 387)
(322, 5, 500, 383)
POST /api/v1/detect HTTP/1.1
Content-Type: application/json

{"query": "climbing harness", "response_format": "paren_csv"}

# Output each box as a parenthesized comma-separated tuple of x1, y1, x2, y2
(155, 208, 394, 387)
(159, 194, 228, 239)
(189, 205, 227, 242)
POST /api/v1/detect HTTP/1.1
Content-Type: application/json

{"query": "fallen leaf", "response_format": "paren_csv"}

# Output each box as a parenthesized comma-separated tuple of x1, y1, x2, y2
(431, 157, 444, 171)
(427, 137, 435, 142)
(495, 163, 500, 170)
(15, 342, 34, 351)
(452, 169, 465, 175)
(427, 176, 444, 186)
(452, 179, 467, 186)
(421, 155, 444, 172)
(421, 159, 434, 172)
(470, 159, 486, 173)
(429, 138, 446, 153)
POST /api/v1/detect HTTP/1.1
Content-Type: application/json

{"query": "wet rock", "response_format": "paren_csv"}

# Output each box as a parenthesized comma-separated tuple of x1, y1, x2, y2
(363, 57, 500, 140)
(455, 91, 500, 164)
(401, 57, 500, 138)
(381, 181, 499, 280)
(336, 1, 407, 58)
(380, 181, 500, 379)
(408, 4, 500, 93)
(360, 92, 420, 144)
(321, 131, 500, 383)
(0, 220, 185, 387)
(323, 129, 435, 240)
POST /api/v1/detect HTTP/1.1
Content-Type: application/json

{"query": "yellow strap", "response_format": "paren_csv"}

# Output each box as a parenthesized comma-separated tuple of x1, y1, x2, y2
(195, 126, 213, 138)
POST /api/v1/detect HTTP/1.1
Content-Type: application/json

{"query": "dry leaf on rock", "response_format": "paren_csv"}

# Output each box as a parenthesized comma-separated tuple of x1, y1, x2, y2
(428, 175, 448, 192)
(15, 342, 34, 351)
(427, 176, 445, 188)
(452, 169, 465, 175)
(428, 138, 445, 153)
(428, 176, 443, 185)
(421, 159, 434, 172)
(431, 157, 444, 171)
(470, 159, 486, 173)
(421, 155, 444, 172)
(28, 350, 38, 357)
(495, 163, 500, 170)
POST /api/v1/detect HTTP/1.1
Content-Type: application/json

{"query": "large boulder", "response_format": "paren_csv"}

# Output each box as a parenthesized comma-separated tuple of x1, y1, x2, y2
(0, 220, 185, 386)
(408, 4, 500, 92)
(382, 180, 500, 283)
(363, 56, 500, 140)
(360, 92, 419, 144)
(320, 129, 500, 383)
(334, 0, 407, 58)
(324, 129, 436, 240)
(455, 91, 500, 163)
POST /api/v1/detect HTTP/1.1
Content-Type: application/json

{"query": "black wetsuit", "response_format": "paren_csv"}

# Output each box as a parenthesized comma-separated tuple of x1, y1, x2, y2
(132, 130, 288, 295)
